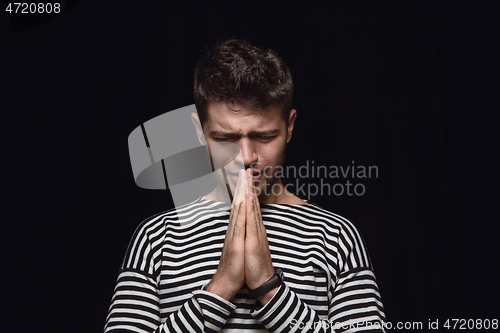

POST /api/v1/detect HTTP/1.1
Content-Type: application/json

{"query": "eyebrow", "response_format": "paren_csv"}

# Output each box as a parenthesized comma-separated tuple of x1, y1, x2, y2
(209, 129, 281, 137)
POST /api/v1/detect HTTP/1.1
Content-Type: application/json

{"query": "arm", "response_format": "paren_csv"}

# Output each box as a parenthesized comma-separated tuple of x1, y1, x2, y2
(104, 269, 236, 333)
(103, 217, 236, 333)
(249, 268, 386, 332)
(105, 169, 253, 333)
(246, 199, 386, 332)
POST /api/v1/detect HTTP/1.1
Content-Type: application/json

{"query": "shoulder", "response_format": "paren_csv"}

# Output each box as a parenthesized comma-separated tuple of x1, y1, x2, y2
(301, 202, 373, 270)
(301, 202, 370, 249)
(262, 199, 359, 233)
(263, 201, 371, 257)
(121, 197, 230, 269)
(131, 197, 230, 235)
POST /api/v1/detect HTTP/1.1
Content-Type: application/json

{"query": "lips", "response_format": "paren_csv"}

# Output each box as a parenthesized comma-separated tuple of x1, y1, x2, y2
(252, 174, 261, 182)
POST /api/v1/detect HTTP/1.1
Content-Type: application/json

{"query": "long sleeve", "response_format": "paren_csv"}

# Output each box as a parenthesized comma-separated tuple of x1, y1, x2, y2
(104, 268, 236, 332)
(104, 199, 386, 332)
(250, 269, 385, 332)
(249, 212, 386, 333)
(103, 211, 236, 333)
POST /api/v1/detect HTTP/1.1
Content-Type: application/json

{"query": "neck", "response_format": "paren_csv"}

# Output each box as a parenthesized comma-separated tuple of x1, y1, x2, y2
(259, 178, 289, 204)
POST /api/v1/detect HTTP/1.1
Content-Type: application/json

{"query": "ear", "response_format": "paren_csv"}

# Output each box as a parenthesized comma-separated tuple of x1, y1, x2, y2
(286, 109, 297, 144)
(191, 112, 206, 146)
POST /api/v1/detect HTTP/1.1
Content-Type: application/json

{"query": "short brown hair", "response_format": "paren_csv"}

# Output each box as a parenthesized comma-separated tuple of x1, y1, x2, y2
(194, 39, 293, 125)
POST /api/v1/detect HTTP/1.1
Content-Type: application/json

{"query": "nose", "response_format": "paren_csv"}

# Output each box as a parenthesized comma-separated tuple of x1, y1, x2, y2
(238, 138, 258, 170)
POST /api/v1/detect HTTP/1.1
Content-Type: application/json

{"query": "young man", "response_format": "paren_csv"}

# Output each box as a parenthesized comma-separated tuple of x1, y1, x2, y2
(104, 39, 386, 332)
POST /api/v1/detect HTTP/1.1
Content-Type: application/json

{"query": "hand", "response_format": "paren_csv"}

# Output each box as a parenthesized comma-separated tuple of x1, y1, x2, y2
(205, 169, 248, 300)
(243, 169, 277, 305)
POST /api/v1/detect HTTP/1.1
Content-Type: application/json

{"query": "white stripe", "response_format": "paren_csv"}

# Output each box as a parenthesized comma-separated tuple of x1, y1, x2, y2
(105, 199, 386, 332)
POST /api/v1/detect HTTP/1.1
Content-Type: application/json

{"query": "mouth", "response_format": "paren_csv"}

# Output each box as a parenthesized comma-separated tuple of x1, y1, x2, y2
(251, 173, 261, 183)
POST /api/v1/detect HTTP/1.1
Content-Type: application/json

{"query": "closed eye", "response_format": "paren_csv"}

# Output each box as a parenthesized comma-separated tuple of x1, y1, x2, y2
(254, 135, 277, 141)
(210, 133, 278, 142)
(213, 137, 229, 142)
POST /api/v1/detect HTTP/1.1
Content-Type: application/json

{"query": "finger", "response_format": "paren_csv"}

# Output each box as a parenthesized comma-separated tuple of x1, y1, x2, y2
(229, 176, 240, 223)
(244, 169, 254, 215)
(234, 169, 248, 206)
(241, 169, 249, 198)
(246, 168, 253, 197)
(252, 177, 260, 216)
(228, 197, 240, 233)
(231, 169, 243, 209)
(245, 170, 255, 214)
(245, 193, 259, 240)
(249, 171, 263, 232)
(233, 199, 246, 240)
(228, 171, 246, 239)
(253, 195, 262, 235)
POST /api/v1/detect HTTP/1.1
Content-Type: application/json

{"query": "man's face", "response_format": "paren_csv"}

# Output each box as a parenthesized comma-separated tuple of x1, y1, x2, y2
(203, 102, 295, 200)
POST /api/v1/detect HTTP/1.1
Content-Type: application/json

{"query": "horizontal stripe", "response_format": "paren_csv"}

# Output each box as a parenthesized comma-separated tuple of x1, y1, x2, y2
(104, 197, 386, 332)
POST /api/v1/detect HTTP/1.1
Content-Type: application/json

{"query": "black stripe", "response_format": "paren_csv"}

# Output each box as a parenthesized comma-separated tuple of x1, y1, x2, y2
(105, 198, 386, 333)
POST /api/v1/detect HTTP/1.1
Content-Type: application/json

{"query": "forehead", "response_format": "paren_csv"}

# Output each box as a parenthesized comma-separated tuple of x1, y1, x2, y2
(204, 102, 284, 131)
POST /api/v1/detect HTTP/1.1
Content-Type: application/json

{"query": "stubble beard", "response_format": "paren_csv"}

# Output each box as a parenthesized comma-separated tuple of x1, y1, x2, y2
(255, 142, 287, 201)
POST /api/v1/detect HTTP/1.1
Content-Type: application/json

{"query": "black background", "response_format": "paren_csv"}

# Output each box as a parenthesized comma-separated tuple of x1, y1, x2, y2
(2, 1, 498, 332)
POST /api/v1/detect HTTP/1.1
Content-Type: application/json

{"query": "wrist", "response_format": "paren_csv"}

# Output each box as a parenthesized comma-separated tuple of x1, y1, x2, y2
(205, 280, 238, 301)
(247, 270, 275, 290)
(249, 268, 284, 300)
(257, 285, 279, 306)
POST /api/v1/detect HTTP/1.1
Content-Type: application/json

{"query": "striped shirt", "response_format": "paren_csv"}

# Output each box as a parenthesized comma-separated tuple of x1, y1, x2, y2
(104, 197, 386, 332)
